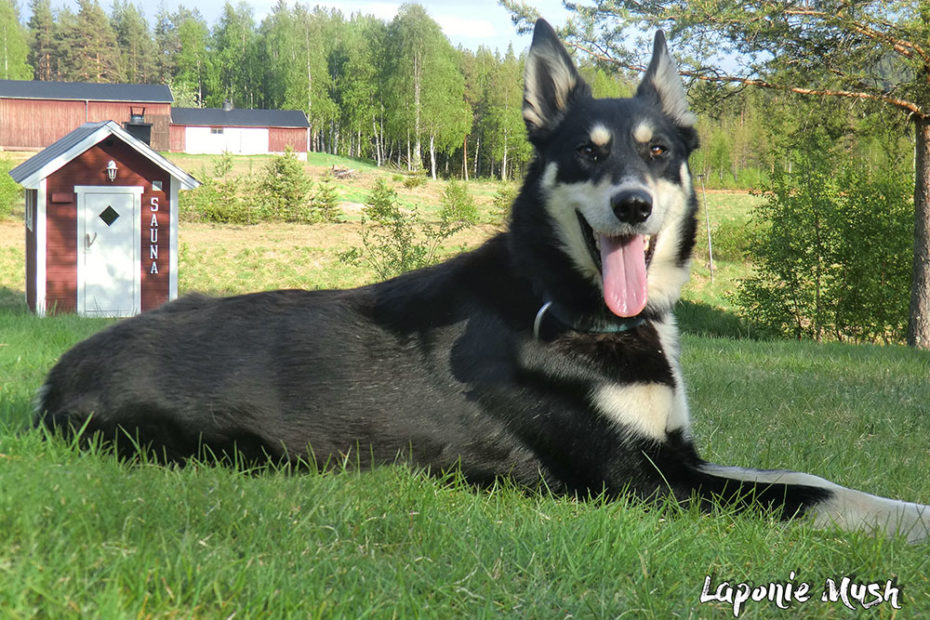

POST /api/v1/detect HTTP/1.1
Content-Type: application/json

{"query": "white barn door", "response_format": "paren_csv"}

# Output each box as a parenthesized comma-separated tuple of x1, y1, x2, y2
(76, 186, 142, 317)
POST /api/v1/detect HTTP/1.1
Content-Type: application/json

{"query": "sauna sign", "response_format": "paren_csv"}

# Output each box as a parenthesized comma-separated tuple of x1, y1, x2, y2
(149, 196, 160, 274)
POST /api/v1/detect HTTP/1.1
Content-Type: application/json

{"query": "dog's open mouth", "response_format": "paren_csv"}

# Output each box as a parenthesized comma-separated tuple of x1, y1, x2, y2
(578, 212, 657, 318)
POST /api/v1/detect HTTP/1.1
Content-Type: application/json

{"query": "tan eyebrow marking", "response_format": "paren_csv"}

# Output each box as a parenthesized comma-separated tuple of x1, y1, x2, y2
(633, 121, 654, 144)
(589, 123, 612, 147)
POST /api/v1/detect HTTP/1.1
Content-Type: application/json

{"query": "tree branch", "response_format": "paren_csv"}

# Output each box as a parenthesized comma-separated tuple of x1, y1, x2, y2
(782, 7, 930, 65)
(566, 41, 925, 118)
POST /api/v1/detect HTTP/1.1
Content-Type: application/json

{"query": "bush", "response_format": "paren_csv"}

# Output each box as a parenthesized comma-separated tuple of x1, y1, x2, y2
(180, 175, 257, 224)
(340, 178, 472, 280)
(402, 172, 426, 189)
(707, 218, 754, 263)
(439, 179, 478, 228)
(491, 182, 519, 223)
(258, 148, 314, 222)
(0, 156, 22, 217)
(735, 145, 913, 344)
(311, 176, 343, 223)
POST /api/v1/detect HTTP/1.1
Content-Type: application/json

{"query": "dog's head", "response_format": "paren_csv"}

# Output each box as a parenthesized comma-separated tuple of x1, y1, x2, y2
(512, 19, 699, 322)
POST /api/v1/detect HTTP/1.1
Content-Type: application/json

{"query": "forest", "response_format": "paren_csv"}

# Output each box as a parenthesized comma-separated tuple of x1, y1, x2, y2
(0, 0, 891, 186)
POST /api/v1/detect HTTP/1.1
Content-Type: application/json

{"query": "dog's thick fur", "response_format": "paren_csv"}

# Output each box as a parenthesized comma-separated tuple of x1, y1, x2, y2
(36, 20, 930, 541)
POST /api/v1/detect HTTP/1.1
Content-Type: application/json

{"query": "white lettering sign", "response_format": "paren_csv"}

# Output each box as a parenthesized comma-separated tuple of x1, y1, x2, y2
(149, 196, 160, 275)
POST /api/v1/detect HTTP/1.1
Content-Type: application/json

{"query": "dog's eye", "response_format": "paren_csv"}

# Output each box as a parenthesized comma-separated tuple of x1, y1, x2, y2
(578, 143, 603, 162)
(649, 144, 668, 158)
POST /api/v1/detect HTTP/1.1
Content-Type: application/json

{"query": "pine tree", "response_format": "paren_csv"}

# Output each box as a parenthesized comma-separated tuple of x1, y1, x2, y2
(111, 0, 155, 83)
(57, 0, 121, 82)
(27, 0, 54, 80)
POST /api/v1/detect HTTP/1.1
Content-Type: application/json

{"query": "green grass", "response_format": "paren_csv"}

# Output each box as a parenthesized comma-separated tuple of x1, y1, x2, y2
(4, 158, 930, 616)
(3, 308, 930, 617)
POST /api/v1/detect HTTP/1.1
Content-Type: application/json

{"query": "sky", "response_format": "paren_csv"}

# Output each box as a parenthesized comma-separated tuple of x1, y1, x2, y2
(31, 0, 575, 56)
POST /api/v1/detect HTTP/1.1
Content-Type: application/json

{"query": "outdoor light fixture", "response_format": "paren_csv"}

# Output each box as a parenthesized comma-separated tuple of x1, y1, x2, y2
(105, 160, 118, 182)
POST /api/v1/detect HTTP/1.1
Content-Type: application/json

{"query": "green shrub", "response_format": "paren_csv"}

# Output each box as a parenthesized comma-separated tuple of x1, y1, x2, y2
(439, 179, 478, 227)
(180, 176, 256, 224)
(402, 172, 426, 189)
(340, 178, 468, 280)
(0, 156, 22, 217)
(491, 182, 519, 223)
(734, 144, 912, 344)
(708, 218, 754, 263)
(258, 148, 314, 222)
(311, 176, 343, 223)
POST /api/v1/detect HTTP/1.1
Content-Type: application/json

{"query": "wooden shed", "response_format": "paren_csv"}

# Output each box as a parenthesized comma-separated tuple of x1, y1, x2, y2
(9, 120, 199, 317)
(169, 105, 309, 156)
(0, 79, 173, 151)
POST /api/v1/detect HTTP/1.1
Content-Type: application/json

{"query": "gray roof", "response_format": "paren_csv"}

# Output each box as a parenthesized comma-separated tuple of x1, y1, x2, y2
(171, 107, 310, 128)
(10, 120, 199, 190)
(0, 79, 172, 103)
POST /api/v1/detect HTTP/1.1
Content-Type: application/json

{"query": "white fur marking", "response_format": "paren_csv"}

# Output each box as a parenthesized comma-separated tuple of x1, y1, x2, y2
(590, 124, 611, 147)
(633, 122, 653, 144)
(541, 165, 607, 285)
(652, 316, 690, 434)
(643, 164, 693, 314)
(700, 463, 930, 542)
(594, 383, 674, 440)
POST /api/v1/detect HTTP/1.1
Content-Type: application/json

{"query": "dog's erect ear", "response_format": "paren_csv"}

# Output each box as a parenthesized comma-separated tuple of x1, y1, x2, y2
(636, 31, 696, 128)
(523, 19, 590, 142)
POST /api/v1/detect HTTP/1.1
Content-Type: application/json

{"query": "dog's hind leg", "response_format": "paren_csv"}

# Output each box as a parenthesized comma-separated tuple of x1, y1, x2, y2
(696, 463, 930, 543)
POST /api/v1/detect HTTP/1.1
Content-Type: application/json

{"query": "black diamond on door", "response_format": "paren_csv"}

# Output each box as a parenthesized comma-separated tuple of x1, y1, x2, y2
(99, 205, 120, 226)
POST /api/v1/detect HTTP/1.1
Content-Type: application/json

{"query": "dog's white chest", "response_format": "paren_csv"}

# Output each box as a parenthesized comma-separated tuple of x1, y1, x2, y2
(593, 381, 688, 440)
(591, 317, 691, 441)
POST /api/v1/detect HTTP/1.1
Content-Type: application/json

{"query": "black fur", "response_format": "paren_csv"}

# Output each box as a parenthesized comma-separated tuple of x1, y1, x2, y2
(36, 20, 930, 539)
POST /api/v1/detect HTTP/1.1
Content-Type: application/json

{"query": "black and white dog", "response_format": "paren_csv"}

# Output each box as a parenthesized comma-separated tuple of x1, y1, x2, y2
(36, 19, 929, 541)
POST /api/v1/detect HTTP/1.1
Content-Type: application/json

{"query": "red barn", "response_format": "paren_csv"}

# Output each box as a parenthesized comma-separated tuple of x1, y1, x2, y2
(9, 120, 199, 317)
(0, 79, 172, 151)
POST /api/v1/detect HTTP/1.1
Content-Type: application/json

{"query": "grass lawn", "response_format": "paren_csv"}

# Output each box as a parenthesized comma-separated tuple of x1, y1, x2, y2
(2, 155, 929, 617)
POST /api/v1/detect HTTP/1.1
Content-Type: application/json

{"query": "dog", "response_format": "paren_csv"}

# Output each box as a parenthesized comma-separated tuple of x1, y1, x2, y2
(35, 19, 930, 542)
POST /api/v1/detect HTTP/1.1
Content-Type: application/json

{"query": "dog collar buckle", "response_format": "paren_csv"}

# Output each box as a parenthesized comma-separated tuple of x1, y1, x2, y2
(533, 301, 646, 340)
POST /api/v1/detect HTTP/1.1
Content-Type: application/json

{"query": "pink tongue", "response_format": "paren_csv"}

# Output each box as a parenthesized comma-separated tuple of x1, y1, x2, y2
(599, 234, 647, 317)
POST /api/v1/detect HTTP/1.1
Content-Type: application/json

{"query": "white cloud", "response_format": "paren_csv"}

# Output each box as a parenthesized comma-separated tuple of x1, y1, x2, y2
(435, 16, 498, 40)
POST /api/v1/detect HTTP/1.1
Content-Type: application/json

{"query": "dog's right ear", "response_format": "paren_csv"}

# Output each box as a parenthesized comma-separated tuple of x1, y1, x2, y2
(523, 19, 590, 143)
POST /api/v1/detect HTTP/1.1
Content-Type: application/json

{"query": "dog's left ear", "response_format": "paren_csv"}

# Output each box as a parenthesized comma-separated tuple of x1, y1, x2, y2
(523, 18, 591, 143)
(636, 31, 696, 129)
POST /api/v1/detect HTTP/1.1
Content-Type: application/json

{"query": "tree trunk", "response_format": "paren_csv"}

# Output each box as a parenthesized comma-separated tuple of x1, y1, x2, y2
(907, 115, 930, 349)
(412, 51, 422, 172)
(429, 134, 437, 180)
(463, 136, 469, 181)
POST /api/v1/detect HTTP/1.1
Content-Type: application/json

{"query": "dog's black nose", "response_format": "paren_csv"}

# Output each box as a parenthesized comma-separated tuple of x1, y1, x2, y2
(612, 189, 652, 224)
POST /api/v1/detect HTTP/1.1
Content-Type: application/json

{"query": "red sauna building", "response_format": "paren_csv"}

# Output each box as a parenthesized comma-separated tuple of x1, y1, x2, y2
(9, 121, 199, 317)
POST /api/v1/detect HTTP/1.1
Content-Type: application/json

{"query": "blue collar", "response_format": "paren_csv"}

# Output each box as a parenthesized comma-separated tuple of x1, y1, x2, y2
(533, 301, 646, 340)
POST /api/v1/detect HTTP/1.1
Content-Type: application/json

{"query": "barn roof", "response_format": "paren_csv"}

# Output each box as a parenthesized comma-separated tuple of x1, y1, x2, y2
(171, 107, 310, 128)
(0, 79, 173, 103)
(9, 121, 199, 190)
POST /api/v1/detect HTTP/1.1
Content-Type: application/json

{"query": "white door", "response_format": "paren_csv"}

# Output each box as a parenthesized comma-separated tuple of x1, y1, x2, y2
(76, 186, 142, 317)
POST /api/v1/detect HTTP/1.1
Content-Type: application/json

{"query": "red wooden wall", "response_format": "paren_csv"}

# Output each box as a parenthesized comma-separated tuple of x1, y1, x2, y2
(0, 99, 171, 150)
(269, 127, 308, 153)
(43, 138, 173, 314)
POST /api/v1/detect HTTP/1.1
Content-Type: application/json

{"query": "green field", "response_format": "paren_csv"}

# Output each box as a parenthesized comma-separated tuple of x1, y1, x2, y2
(2, 155, 929, 617)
